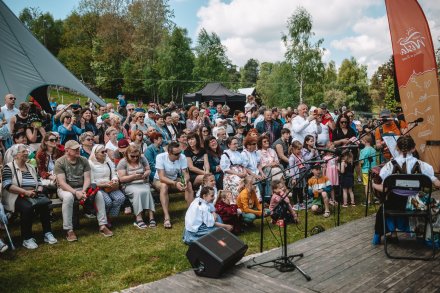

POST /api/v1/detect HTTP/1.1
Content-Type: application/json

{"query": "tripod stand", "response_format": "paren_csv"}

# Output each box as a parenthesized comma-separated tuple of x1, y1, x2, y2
(247, 200, 312, 281)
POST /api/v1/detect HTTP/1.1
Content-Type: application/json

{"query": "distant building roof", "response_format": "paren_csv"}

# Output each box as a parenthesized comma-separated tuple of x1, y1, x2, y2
(237, 87, 256, 97)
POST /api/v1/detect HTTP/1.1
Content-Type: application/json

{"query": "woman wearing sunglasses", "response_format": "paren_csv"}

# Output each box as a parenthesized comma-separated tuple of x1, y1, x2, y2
(79, 132, 95, 159)
(117, 144, 155, 229)
(36, 132, 65, 189)
(89, 145, 125, 227)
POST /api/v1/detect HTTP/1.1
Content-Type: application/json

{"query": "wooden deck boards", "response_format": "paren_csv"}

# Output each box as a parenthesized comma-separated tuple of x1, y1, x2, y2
(123, 215, 440, 293)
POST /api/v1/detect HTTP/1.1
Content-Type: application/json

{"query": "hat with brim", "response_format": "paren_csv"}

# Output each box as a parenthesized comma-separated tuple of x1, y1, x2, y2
(319, 103, 327, 109)
(102, 113, 110, 120)
(65, 140, 80, 150)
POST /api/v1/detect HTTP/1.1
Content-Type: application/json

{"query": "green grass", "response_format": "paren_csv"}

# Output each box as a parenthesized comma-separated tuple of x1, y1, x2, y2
(0, 185, 377, 293)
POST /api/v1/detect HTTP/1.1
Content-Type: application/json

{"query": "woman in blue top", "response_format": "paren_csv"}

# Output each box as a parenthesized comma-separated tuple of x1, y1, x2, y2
(144, 132, 164, 182)
(76, 108, 98, 142)
(58, 112, 83, 145)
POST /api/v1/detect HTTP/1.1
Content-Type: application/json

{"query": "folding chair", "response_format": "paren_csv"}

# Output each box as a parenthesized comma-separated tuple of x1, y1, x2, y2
(382, 174, 435, 260)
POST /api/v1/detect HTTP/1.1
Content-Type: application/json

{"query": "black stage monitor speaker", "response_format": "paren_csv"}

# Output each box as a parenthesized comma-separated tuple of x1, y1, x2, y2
(186, 228, 248, 278)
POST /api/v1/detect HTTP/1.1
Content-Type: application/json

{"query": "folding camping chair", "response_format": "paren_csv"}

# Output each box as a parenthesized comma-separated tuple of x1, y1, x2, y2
(382, 174, 435, 260)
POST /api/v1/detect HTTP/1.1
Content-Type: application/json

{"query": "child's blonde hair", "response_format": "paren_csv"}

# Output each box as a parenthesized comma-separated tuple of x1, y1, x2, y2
(289, 141, 302, 155)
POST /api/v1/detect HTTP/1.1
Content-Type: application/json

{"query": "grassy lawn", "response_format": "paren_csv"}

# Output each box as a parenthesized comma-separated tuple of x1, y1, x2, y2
(0, 184, 378, 293)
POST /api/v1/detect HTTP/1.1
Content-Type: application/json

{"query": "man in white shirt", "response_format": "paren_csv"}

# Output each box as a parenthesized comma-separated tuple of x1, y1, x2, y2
(291, 103, 321, 143)
(152, 141, 194, 228)
(1, 94, 19, 126)
(253, 106, 266, 127)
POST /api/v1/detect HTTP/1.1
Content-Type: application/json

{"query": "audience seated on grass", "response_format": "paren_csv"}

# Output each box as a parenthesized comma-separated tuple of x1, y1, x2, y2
(152, 141, 194, 229)
(236, 176, 269, 225)
(89, 144, 125, 227)
(55, 140, 112, 241)
(2, 144, 57, 249)
(215, 190, 242, 235)
(269, 180, 298, 225)
(307, 164, 332, 218)
(183, 186, 232, 244)
(117, 144, 155, 229)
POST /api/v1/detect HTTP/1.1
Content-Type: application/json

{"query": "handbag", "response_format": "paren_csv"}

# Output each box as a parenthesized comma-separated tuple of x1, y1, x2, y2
(12, 161, 51, 207)
(103, 162, 119, 193)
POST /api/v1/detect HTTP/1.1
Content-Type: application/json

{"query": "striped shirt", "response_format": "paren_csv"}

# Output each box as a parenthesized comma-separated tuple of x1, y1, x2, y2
(2, 165, 41, 190)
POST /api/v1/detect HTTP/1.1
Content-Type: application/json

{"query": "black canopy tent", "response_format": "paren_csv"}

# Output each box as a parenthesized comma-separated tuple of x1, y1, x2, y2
(0, 1, 105, 113)
(184, 83, 246, 111)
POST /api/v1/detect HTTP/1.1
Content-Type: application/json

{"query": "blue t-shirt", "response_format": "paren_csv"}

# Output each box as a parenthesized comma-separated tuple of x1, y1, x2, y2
(359, 146, 377, 173)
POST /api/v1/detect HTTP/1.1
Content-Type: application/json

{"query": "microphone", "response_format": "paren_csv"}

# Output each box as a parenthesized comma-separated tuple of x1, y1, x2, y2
(379, 117, 398, 122)
(409, 117, 423, 124)
(304, 160, 326, 164)
(314, 147, 337, 154)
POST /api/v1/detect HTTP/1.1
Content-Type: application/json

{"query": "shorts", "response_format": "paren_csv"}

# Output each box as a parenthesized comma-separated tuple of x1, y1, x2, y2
(362, 173, 369, 186)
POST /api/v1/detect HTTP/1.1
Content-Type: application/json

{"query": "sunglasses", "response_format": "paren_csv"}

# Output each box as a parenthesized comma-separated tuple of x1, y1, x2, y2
(65, 116, 72, 119)
(129, 154, 139, 159)
(48, 138, 57, 142)
(9, 97, 16, 100)
(139, 116, 145, 118)
(127, 108, 134, 111)
(137, 133, 143, 137)
(171, 152, 181, 156)
(202, 130, 209, 133)
(340, 121, 348, 124)
(85, 137, 93, 141)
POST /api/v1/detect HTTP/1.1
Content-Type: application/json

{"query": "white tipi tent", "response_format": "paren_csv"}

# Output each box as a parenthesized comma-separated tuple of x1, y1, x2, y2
(0, 1, 105, 109)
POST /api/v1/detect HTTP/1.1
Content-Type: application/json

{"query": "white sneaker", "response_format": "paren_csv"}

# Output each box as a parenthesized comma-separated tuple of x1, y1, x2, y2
(0, 239, 8, 253)
(44, 232, 58, 245)
(23, 238, 38, 250)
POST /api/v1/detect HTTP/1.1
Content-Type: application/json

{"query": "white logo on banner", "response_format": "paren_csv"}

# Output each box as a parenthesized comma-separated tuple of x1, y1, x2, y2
(398, 28, 426, 56)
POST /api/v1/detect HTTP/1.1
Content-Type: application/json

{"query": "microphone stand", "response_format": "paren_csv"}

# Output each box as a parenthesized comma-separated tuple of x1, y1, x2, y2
(248, 167, 312, 281)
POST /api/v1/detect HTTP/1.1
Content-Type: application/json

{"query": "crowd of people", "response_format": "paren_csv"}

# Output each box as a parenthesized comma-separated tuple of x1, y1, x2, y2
(0, 92, 428, 251)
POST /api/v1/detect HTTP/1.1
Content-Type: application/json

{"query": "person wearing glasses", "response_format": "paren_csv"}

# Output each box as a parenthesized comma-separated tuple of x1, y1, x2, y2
(332, 113, 357, 147)
(117, 144, 155, 229)
(79, 132, 95, 159)
(89, 144, 124, 228)
(291, 103, 321, 144)
(131, 129, 148, 154)
(236, 112, 251, 136)
(55, 140, 111, 241)
(9, 102, 31, 136)
(131, 112, 149, 136)
(2, 144, 57, 249)
(58, 112, 83, 145)
(1, 93, 19, 124)
(122, 103, 135, 132)
(144, 108, 158, 129)
(36, 132, 65, 189)
(152, 141, 194, 229)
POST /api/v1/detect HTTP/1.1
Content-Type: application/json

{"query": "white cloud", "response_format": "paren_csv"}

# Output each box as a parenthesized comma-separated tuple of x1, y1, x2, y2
(195, 0, 440, 77)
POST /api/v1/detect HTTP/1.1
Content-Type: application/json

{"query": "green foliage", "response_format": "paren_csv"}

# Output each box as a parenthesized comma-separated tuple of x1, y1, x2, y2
(256, 62, 299, 108)
(383, 76, 399, 110)
(240, 58, 259, 88)
(282, 6, 325, 104)
(156, 27, 195, 101)
(19, 7, 63, 56)
(192, 28, 231, 85)
(337, 57, 371, 111)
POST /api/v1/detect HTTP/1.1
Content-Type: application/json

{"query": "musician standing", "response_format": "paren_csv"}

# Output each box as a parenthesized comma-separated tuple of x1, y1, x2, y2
(375, 109, 402, 163)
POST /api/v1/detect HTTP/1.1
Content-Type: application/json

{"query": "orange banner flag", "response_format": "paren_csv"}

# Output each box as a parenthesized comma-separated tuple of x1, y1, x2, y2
(385, 0, 440, 172)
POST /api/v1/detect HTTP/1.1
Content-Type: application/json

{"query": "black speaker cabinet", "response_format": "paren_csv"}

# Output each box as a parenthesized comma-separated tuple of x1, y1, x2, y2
(186, 228, 248, 278)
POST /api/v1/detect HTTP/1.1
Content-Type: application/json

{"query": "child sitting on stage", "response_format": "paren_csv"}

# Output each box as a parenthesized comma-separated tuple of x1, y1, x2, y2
(269, 180, 298, 226)
(196, 174, 218, 212)
(215, 190, 242, 234)
(183, 186, 233, 244)
(237, 176, 270, 225)
(308, 164, 332, 217)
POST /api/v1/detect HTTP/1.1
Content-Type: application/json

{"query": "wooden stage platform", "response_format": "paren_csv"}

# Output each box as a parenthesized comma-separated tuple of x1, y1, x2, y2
(123, 215, 440, 293)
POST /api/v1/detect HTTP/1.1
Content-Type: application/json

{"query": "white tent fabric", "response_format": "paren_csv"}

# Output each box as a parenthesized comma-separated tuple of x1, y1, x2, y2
(0, 1, 105, 106)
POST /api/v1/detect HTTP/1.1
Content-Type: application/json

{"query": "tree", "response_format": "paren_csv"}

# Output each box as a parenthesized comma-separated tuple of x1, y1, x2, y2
(370, 56, 395, 109)
(156, 27, 195, 101)
(19, 8, 63, 56)
(282, 7, 325, 104)
(256, 62, 299, 108)
(192, 28, 231, 85)
(337, 57, 371, 111)
(240, 58, 259, 88)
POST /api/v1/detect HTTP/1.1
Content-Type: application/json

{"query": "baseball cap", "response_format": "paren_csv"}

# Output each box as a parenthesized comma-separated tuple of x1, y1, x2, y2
(380, 109, 391, 117)
(148, 108, 156, 113)
(319, 103, 327, 109)
(118, 139, 130, 152)
(56, 104, 66, 111)
(102, 113, 110, 120)
(65, 140, 80, 150)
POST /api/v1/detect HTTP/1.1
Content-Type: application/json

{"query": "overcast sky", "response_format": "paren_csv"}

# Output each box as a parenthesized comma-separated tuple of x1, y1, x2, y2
(4, 0, 440, 76)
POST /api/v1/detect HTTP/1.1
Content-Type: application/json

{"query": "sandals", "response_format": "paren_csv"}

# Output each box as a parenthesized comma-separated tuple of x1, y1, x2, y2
(133, 220, 147, 229)
(149, 219, 157, 228)
(164, 218, 172, 229)
(342, 204, 348, 208)
(323, 211, 330, 218)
